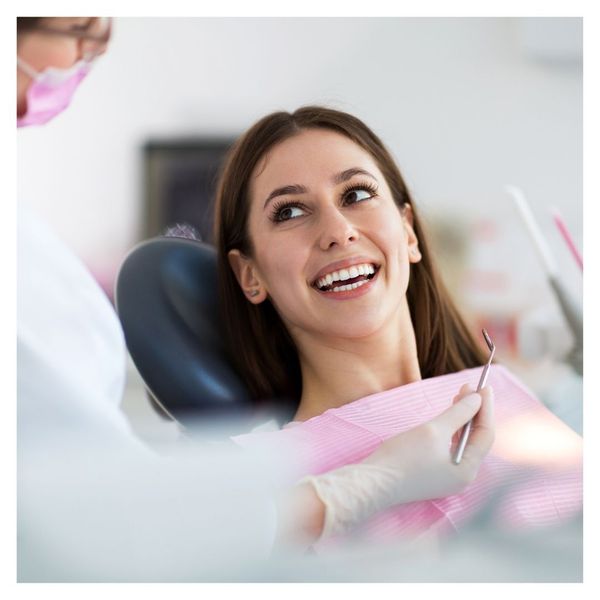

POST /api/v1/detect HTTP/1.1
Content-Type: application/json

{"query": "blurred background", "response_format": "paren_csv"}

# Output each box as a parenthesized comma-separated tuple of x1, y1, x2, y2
(16, 17, 583, 445)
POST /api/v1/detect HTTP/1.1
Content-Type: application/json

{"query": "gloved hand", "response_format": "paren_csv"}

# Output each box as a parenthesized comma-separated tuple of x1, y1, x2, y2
(301, 384, 494, 540)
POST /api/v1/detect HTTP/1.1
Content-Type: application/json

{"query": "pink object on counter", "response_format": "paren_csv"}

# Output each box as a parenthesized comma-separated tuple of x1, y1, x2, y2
(551, 208, 583, 271)
(233, 365, 582, 547)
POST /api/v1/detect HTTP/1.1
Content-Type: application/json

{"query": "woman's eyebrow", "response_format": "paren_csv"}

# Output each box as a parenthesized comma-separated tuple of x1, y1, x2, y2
(263, 184, 308, 210)
(333, 167, 378, 185)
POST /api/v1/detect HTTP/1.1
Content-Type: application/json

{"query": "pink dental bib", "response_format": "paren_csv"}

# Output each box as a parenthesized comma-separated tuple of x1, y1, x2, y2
(233, 365, 582, 545)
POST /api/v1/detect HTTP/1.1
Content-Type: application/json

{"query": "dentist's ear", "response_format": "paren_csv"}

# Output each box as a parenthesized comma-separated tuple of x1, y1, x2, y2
(401, 203, 422, 264)
(227, 249, 268, 304)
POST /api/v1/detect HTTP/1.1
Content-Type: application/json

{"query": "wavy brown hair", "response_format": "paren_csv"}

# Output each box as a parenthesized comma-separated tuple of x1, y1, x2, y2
(214, 106, 486, 407)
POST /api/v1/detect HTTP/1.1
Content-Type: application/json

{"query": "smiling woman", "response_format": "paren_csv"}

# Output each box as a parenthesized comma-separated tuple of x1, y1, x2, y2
(214, 106, 487, 421)
(214, 107, 581, 550)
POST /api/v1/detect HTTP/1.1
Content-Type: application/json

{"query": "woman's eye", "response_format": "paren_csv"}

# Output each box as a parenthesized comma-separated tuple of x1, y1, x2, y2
(274, 204, 306, 222)
(344, 187, 376, 204)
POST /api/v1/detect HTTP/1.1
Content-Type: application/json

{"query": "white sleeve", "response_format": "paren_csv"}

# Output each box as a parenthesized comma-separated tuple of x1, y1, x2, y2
(17, 205, 280, 580)
(18, 440, 280, 581)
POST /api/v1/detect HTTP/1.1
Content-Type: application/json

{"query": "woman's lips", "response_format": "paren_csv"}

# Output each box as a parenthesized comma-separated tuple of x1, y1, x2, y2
(313, 266, 380, 300)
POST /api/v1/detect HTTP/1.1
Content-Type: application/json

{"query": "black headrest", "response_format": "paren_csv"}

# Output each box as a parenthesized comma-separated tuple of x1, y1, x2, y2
(115, 237, 256, 428)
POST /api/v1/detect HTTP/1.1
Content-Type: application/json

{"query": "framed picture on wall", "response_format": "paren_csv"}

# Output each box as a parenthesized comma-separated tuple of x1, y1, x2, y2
(143, 138, 235, 245)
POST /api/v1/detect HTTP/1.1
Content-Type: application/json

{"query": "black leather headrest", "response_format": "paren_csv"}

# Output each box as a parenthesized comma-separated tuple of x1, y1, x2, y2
(115, 237, 256, 428)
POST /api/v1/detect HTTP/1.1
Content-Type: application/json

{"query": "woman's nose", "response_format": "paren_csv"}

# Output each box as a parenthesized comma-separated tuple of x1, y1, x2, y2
(317, 206, 360, 250)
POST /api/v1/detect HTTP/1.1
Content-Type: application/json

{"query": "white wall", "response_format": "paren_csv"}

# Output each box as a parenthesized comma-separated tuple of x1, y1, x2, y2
(17, 17, 582, 299)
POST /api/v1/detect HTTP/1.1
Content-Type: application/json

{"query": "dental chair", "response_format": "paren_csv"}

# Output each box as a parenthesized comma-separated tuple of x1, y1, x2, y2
(115, 234, 285, 436)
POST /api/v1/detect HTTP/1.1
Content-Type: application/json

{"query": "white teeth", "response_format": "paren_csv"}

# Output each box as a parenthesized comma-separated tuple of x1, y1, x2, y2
(314, 263, 378, 289)
(331, 279, 369, 293)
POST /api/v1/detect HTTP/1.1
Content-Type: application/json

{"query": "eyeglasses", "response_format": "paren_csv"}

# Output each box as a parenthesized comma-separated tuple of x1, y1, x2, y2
(31, 17, 112, 60)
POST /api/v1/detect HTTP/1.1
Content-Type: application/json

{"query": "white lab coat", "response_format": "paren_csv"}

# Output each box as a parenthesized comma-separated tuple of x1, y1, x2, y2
(17, 203, 146, 450)
(17, 205, 278, 581)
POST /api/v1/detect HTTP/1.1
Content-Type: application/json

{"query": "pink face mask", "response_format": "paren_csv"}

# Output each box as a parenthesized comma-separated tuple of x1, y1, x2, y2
(17, 57, 92, 128)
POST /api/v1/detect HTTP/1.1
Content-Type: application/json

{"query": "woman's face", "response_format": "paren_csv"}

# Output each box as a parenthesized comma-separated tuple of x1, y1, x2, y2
(229, 128, 422, 341)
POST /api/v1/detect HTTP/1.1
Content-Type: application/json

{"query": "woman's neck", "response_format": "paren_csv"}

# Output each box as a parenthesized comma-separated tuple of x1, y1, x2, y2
(291, 303, 421, 423)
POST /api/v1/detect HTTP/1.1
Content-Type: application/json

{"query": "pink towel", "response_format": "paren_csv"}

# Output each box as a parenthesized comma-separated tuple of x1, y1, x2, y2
(234, 365, 582, 544)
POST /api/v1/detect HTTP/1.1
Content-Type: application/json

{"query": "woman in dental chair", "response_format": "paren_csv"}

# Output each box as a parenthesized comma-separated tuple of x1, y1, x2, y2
(213, 106, 582, 549)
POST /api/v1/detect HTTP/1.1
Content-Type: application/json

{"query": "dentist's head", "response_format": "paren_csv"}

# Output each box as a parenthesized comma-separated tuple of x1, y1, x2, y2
(17, 17, 112, 127)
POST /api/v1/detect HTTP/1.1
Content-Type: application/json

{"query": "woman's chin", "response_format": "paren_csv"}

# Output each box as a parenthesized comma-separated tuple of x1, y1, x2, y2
(315, 318, 388, 341)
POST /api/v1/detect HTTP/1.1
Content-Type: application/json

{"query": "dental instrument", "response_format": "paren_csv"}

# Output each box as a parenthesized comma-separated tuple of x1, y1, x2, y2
(551, 207, 583, 271)
(453, 329, 495, 465)
(507, 185, 559, 279)
(505, 185, 582, 376)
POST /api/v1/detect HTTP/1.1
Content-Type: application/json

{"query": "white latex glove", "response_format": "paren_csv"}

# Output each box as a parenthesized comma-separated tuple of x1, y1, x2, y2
(302, 384, 494, 539)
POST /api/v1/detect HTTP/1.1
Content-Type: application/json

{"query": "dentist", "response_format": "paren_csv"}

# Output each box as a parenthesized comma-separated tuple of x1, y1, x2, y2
(17, 17, 495, 581)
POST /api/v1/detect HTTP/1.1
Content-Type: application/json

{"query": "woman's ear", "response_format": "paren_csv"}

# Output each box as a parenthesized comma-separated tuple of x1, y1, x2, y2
(227, 249, 268, 304)
(401, 203, 422, 264)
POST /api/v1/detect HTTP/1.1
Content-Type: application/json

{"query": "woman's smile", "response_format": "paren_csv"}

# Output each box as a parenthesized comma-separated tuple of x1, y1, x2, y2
(311, 260, 382, 300)
(312, 266, 381, 300)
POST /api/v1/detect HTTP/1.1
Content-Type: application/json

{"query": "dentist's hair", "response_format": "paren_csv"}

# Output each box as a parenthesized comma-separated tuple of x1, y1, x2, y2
(214, 106, 486, 407)
(17, 17, 43, 32)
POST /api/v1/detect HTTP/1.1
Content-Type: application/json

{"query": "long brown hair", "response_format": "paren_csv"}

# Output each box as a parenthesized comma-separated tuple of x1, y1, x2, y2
(214, 106, 486, 406)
